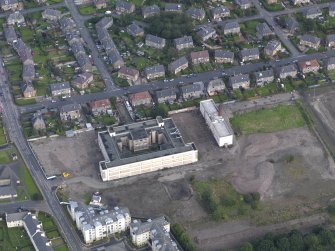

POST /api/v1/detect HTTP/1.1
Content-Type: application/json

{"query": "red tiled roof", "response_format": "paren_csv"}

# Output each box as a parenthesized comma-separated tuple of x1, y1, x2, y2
(89, 99, 111, 109)
(129, 91, 152, 102)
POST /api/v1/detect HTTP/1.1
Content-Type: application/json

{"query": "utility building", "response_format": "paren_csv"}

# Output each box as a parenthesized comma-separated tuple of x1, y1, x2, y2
(200, 99, 234, 147)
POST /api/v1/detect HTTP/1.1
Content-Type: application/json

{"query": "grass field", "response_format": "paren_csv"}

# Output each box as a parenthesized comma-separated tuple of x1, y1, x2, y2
(0, 120, 7, 145)
(0, 149, 15, 164)
(230, 104, 306, 134)
(0, 221, 34, 251)
(21, 164, 42, 200)
(192, 178, 260, 221)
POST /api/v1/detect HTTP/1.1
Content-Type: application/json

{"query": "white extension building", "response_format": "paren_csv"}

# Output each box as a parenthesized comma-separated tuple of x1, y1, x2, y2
(67, 201, 131, 244)
(200, 99, 234, 147)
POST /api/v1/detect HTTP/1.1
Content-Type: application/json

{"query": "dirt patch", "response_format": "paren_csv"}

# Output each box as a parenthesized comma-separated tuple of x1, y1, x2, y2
(30, 131, 103, 179)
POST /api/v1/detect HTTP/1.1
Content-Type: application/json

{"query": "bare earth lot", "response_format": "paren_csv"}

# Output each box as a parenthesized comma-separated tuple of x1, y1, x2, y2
(30, 131, 102, 179)
(32, 104, 335, 250)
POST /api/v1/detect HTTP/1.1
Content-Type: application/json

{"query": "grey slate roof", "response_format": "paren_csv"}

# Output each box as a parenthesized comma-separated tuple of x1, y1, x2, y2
(215, 50, 234, 59)
(145, 34, 165, 45)
(301, 34, 321, 44)
(254, 69, 274, 80)
(144, 65, 165, 75)
(60, 103, 81, 113)
(230, 74, 249, 85)
(127, 23, 144, 36)
(95, 17, 113, 29)
(240, 48, 259, 58)
(186, 7, 205, 20)
(156, 89, 176, 99)
(165, 3, 183, 12)
(142, 4, 160, 17)
(280, 64, 297, 74)
(50, 82, 70, 92)
(169, 56, 188, 71)
(174, 36, 193, 46)
(223, 21, 239, 30)
(181, 81, 204, 94)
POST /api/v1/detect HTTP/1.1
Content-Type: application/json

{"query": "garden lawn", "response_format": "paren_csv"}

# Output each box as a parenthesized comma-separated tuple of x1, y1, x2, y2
(230, 104, 306, 134)
(0, 221, 33, 250)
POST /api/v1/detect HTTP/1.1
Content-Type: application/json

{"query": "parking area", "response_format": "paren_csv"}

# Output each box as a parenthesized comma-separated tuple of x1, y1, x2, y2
(30, 131, 103, 179)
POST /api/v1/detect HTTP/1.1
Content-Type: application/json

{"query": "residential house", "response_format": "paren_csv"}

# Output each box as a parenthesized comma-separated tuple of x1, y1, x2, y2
(115, 0, 135, 14)
(142, 5, 160, 18)
(174, 36, 194, 51)
(240, 48, 260, 62)
(60, 104, 81, 121)
(230, 74, 250, 89)
(1, 0, 20, 11)
(7, 12, 24, 25)
(156, 89, 176, 104)
(32, 112, 46, 130)
(35, 0, 47, 4)
(300, 34, 321, 49)
(145, 34, 166, 49)
(144, 65, 165, 80)
(196, 25, 216, 41)
(256, 22, 273, 39)
(42, 9, 62, 22)
(284, 16, 298, 33)
(72, 72, 93, 90)
(22, 63, 35, 83)
(21, 82, 36, 98)
(4, 25, 17, 45)
(68, 201, 131, 244)
(223, 21, 240, 35)
(168, 56, 189, 74)
(326, 57, 335, 71)
(130, 217, 177, 249)
(129, 91, 152, 107)
(330, 3, 335, 17)
(264, 40, 282, 57)
(292, 0, 310, 5)
(214, 50, 234, 64)
(127, 23, 144, 37)
(50, 82, 71, 97)
(94, 0, 107, 9)
(278, 64, 298, 79)
(76, 52, 92, 72)
(186, 7, 205, 21)
(59, 16, 76, 32)
(254, 69, 274, 86)
(6, 212, 27, 228)
(107, 50, 125, 69)
(304, 7, 322, 19)
(298, 59, 320, 74)
(0, 166, 18, 200)
(326, 34, 335, 48)
(235, 0, 251, 9)
(190, 50, 210, 65)
(207, 78, 226, 96)
(267, 0, 277, 4)
(89, 99, 111, 116)
(211, 6, 230, 21)
(164, 3, 183, 12)
(118, 66, 139, 82)
(181, 82, 204, 99)
(95, 16, 113, 29)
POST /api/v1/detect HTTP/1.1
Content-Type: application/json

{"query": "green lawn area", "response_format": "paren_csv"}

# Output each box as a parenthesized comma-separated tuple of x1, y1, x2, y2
(0, 120, 7, 146)
(240, 19, 262, 37)
(192, 178, 260, 221)
(260, 0, 284, 11)
(95, 115, 117, 126)
(328, 71, 335, 81)
(0, 221, 34, 250)
(21, 161, 43, 200)
(230, 104, 306, 134)
(78, 5, 97, 15)
(15, 98, 37, 106)
(0, 149, 14, 164)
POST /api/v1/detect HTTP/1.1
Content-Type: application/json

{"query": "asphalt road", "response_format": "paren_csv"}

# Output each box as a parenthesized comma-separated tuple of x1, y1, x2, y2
(0, 56, 86, 251)
(64, 0, 116, 92)
(19, 49, 335, 114)
(251, 0, 300, 56)
(0, 2, 65, 18)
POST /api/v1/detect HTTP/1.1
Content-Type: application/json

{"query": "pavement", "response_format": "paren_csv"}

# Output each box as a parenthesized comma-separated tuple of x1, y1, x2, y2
(64, 0, 116, 92)
(0, 56, 87, 251)
(19, 49, 335, 115)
